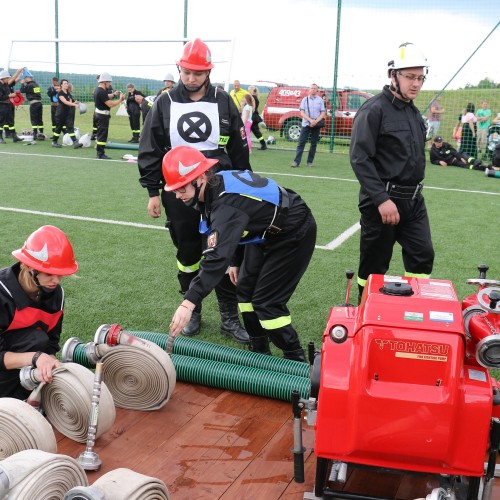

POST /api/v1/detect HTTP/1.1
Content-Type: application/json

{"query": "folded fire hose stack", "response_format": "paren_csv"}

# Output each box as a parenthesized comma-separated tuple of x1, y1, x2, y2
(0, 449, 89, 499)
(20, 362, 116, 443)
(62, 324, 310, 402)
(0, 398, 57, 458)
(64, 468, 170, 499)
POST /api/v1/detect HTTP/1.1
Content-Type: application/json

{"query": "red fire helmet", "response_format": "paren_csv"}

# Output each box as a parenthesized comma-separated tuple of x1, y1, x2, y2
(12, 225, 78, 275)
(162, 146, 218, 191)
(9, 91, 25, 107)
(176, 38, 214, 71)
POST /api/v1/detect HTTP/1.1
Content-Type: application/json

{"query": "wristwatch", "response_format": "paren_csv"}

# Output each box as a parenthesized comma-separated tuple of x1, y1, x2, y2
(32, 351, 43, 368)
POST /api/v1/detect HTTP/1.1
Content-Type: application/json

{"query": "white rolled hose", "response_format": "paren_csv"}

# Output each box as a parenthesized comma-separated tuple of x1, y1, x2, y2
(0, 449, 88, 499)
(64, 468, 170, 499)
(32, 362, 116, 443)
(94, 339, 176, 411)
(0, 398, 57, 459)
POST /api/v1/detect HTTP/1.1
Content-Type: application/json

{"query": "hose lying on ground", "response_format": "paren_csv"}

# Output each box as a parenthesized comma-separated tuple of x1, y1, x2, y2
(0, 398, 57, 459)
(0, 449, 88, 499)
(64, 468, 170, 499)
(27, 362, 116, 443)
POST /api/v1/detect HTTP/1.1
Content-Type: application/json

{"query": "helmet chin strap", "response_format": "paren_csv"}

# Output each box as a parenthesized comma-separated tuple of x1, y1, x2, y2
(390, 71, 410, 102)
(30, 270, 54, 295)
(181, 71, 211, 93)
(185, 180, 202, 208)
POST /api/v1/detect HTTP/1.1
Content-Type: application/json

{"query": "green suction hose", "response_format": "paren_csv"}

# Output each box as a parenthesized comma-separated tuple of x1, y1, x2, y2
(127, 330, 310, 379)
(66, 340, 309, 402)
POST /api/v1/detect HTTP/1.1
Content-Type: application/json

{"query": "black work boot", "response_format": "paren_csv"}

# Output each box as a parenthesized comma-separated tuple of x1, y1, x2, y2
(258, 138, 267, 150)
(73, 140, 83, 149)
(128, 133, 139, 143)
(249, 336, 271, 355)
(283, 348, 306, 362)
(218, 300, 250, 344)
(181, 303, 202, 337)
(12, 131, 22, 143)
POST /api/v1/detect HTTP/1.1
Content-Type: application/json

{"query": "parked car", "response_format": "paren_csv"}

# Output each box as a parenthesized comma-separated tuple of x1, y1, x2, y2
(261, 85, 373, 141)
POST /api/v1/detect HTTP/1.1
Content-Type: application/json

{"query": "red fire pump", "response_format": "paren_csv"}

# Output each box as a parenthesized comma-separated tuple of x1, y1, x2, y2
(292, 266, 500, 500)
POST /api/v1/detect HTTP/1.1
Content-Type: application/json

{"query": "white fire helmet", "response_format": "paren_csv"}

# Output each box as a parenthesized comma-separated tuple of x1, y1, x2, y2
(387, 43, 429, 77)
(98, 72, 113, 83)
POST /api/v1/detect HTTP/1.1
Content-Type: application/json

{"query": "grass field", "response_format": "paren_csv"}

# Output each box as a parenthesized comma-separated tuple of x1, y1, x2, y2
(1, 107, 499, 372)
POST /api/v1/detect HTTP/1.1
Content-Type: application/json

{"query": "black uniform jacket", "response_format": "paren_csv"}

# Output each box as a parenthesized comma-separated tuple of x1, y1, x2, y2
(350, 85, 427, 208)
(138, 83, 250, 197)
(183, 172, 310, 307)
(19, 80, 42, 102)
(126, 90, 144, 115)
(0, 263, 64, 396)
(430, 142, 458, 165)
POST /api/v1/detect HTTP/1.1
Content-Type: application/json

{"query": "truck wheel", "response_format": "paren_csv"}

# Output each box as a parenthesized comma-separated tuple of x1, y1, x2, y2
(283, 120, 302, 142)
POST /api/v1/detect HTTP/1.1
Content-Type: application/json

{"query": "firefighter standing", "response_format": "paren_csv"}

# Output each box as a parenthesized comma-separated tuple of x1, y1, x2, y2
(19, 71, 44, 140)
(51, 79, 83, 149)
(156, 73, 176, 97)
(350, 42, 435, 303)
(165, 147, 316, 361)
(0, 68, 23, 143)
(126, 83, 145, 143)
(138, 38, 251, 343)
(0, 226, 79, 399)
(47, 76, 60, 135)
(93, 72, 125, 159)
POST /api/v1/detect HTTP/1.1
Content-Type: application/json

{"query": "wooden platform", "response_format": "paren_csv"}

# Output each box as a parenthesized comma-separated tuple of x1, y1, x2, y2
(55, 382, 500, 500)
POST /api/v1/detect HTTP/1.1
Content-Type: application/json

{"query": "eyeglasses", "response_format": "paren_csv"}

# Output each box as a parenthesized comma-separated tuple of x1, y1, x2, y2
(172, 186, 187, 194)
(397, 71, 426, 83)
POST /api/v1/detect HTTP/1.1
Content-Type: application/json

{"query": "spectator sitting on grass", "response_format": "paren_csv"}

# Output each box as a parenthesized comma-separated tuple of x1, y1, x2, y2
(430, 136, 486, 171)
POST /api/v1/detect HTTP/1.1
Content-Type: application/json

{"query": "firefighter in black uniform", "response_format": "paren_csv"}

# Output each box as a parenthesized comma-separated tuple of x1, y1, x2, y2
(139, 38, 250, 343)
(430, 136, 486, 170)
(165, 146, 316, 361)
(126, 83, 145, 143)
(93, 72, 125, 159)
(91, 75, 117, 141)
(0, 225, 79, 399)
(47, 76, 60, 136)
(156, 73, 176, 98)
(350, 42, 435, 303)
(19, 71, 45, 140)
(0, 68, 23, 143)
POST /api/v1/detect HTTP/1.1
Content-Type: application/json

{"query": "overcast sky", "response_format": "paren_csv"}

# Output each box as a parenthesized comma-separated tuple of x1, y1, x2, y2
(1, 0, 498, 90)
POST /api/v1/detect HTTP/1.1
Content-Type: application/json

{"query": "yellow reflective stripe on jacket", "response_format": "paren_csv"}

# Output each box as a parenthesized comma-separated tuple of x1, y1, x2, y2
(219, 135, 229, 146)
(260, 316, 291, 330)
(357, 277, 367, 287)
(177, 260, 200, 273)
(238, 302, 254, 313)
(241, 194, 262, 202)
(33, 87, 41, 93)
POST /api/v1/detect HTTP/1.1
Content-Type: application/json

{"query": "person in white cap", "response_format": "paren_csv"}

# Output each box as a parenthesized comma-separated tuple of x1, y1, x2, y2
(156, 73, 176, 97)
(93, 72, 126, 159)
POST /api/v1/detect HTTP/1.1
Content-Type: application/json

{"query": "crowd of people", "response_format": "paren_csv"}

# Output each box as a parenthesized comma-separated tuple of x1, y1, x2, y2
(2, 39, 499, 398)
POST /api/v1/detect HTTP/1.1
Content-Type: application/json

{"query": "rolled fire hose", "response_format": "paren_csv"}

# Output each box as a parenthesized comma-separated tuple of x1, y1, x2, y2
(24, 363, 116, 443)
(0, 398, 57, 459)
(93, 341, 176, 410)
(0, 449, 88, 499)
(64, 468, 170, 499)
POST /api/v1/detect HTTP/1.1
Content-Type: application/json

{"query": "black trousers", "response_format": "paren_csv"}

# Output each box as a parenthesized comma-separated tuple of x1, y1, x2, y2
(95, 113, 110, 155)
(128, 111, 141, 134)
(237, 213, 317, 352)
(29, 101, 43, 129)
(358, 195, 434, 283)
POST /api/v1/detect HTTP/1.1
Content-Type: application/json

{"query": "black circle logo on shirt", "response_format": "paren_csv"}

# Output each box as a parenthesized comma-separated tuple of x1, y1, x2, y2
(177, 112, 212, 143)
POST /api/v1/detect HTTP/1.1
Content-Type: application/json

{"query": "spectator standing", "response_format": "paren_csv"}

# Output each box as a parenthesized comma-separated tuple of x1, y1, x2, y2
(459, 102, 477, 158)
(229, 80, 249, 111)
(0, 225, 78, 399)
(19, 71, 44, 141)
(290, 83, 326, 168)
(164, 146, 316, 362)
(426, 94, 444, 138)
(247, 85, 267, 150)
(241, 94, 253, 153)
(126, 83, 145, 143)
(93, 72, 125, 159)
(0, 68, 22, 142)
(350, 42, 434, 303)
(47, 77, 60, 136)
(476, 101, 491, 159)
(138, 38, 251, 343)
(51, 79, 83, 149)
(430, 136, 486, 170)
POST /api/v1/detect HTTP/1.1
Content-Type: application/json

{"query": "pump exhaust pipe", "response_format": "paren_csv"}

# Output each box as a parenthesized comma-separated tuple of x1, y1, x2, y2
(344, 269, 355, 306)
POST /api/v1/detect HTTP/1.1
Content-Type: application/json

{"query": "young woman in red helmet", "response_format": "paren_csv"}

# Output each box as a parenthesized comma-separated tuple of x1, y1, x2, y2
(0, 225, 78, 399)
(164, 146, 316, 362)
(139, 38, 251, 344)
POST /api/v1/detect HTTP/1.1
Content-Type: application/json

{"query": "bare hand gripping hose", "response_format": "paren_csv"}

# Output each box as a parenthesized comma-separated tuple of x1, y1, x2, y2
(0, 398, 57, 459)
(64, 468, 170, 499)
(0, 449, 88, 499)
(22, 362, 116, 443)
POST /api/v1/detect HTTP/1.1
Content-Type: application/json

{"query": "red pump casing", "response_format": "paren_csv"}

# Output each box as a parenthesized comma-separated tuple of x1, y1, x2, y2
(314, 274, 493, 476)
